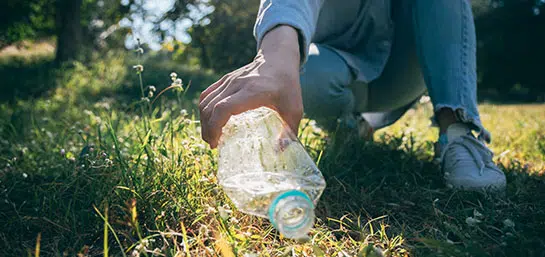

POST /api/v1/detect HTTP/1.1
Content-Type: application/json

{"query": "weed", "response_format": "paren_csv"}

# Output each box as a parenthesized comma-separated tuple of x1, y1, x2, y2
(0, 45, 544, 256)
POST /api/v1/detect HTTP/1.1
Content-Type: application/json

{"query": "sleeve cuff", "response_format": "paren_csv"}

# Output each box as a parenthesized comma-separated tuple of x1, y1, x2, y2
(254, 7, 313, 67)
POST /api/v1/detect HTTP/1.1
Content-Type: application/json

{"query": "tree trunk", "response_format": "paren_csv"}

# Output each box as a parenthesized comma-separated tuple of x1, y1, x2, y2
(54, 0, 83, 65)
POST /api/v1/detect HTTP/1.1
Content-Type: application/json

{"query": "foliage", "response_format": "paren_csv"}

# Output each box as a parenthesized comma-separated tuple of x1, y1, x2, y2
(181, 0, 259, 73)
(0, 0, 56, 47)
(53, 52, 128, 104)
(0, 40, 56, 102)
(0, 40, 219, 104)
(2, 0, 544, 98)
(1, 46, 545, 256)
(128, 0, 259, 72)
(0, 0, 132, 64)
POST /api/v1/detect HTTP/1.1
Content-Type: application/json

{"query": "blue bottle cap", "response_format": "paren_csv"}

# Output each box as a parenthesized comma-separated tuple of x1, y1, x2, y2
(268, 190, 314, 230)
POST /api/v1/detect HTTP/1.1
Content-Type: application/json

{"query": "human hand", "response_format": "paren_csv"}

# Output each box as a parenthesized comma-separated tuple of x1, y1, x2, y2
(198, 26, 302, 148)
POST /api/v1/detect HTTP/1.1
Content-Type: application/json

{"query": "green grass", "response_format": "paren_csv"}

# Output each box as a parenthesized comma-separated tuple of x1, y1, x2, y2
(1, 50, 544, 257)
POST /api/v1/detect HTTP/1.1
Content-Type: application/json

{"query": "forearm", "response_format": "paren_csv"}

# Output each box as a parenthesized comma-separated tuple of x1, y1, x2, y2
(259, 26, 301, 74)
(254, 0, 324, 65)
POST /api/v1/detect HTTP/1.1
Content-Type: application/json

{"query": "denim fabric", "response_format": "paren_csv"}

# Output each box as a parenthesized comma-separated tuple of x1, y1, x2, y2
(298, 0, 490, 140)
(255, 0, 393, 82)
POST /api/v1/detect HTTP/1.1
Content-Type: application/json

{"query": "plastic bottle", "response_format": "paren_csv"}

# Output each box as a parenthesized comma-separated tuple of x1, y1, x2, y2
(217, 107, 326, 239)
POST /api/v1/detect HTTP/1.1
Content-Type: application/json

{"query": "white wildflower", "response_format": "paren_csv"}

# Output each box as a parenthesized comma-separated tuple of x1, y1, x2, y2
(503, 219, 515, 229)
(140, 238, 149, 248)
(131, 249, 140, 257)
(465, 217, 481, 227)
(199, 224, 210, 237)
(135, 243, 144, 252)
(218, 205, 231, 220)
(133, 65, 144, 73)
(473, 209, 484, 219)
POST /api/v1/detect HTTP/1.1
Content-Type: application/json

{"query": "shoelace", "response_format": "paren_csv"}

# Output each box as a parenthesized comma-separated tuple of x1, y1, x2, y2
(442, 135, 490, 176)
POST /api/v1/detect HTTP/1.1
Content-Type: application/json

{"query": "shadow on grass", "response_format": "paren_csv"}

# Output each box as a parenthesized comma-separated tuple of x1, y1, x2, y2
(0, 59, 57, 102)
(314, 135, 545, 256)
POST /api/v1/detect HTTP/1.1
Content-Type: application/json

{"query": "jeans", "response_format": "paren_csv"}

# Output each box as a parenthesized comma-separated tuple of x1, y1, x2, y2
(299, 0, 490, 141)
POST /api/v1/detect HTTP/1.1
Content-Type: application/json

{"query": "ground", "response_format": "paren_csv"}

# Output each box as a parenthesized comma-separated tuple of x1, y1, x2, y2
(0, 46, 544, 257)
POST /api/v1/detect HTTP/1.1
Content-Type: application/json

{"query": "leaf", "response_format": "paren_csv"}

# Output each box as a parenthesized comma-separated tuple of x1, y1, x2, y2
(159, 146, 169, 158)
(312, 245, 326, 257)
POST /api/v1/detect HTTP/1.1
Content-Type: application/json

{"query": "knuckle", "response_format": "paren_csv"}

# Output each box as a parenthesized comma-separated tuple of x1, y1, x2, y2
(214, 100, 231, 113)
(199, 107, 208, 119)
(199, 108, 212, 127)
(223, 72, 233, 80)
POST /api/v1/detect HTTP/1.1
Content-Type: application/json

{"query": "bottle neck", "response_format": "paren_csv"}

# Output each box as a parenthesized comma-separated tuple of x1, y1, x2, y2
(269, 190, 315, 239)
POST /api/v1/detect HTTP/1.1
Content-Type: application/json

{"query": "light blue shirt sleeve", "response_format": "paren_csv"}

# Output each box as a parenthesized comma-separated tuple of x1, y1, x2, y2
(253, 0, 325, 65)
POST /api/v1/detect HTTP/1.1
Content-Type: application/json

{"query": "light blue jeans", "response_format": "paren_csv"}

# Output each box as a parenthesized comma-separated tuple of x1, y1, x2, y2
(300, 0, 489, 141)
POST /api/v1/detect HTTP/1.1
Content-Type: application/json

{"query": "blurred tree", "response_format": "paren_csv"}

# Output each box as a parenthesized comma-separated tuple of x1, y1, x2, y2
(153, 0, 257, 73)
(184, 0, 259, 73)
(0, 0, 131, 64)
(0, 0, 56, 48)
(54, 0, 84, 64)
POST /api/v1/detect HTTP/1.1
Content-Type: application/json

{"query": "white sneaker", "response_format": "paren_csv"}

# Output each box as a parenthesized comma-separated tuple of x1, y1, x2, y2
(439, 123, 507, 192)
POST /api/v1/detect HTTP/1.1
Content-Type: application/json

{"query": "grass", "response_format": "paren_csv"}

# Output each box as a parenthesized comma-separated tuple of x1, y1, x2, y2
(1, 47, 544, 257)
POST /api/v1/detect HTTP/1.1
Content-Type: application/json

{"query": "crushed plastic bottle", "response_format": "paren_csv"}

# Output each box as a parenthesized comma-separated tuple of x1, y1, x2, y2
(217, 107, 326, 239)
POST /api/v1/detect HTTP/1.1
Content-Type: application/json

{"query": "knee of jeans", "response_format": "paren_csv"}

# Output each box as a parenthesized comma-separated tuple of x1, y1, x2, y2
(300, 45, 354, 120)
(302, 45, 353, 86)
(300, 77, 354, 121)
(301, 68, 353, 119)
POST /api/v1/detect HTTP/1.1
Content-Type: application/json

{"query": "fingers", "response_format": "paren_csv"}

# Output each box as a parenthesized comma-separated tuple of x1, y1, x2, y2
(202, 90, 263, 148)
(199, 76, 245, 148)
(199, 74, 240, 111)
(199, 74, 229, 102)
(199, 82, 241, 143)
(198, 58, 302, 148)
(199, 63, 251, 107)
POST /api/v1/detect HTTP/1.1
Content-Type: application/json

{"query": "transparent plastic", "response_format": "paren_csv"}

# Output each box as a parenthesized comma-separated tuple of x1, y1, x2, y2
(217, 107, 326, 239)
